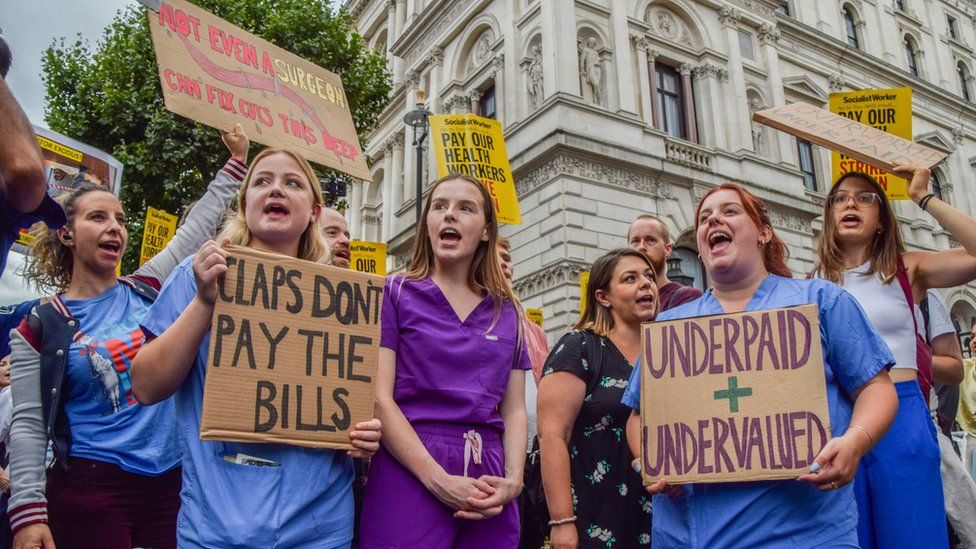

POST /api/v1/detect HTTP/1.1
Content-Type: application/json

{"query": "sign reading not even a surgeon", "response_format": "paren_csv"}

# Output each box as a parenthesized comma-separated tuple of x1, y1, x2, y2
(639, 304, 831, 485)
(200, 245, 384, 450)
(147, 0, 369, 180)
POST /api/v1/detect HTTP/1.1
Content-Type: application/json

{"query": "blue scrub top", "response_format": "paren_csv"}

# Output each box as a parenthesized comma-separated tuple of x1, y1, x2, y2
(141, 257, 354, 549)
(621, 275, 893, 548)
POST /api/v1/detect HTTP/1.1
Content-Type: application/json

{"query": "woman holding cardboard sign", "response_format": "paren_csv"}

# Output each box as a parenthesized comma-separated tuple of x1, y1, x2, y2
(359, 173, 529, 548)
(622, 183, 898, 548)
(6, 126, 250, 549)
(131, 147, 381, 548)
(813, 165, 976, 549)
(537, 248, 656, 549)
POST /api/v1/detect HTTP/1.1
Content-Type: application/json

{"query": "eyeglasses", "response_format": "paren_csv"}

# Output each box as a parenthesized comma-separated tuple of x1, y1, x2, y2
(828, 191, 880, 209)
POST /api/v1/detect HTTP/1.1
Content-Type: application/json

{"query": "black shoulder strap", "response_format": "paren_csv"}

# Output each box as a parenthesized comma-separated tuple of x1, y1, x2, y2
(919, 294, 931, 342)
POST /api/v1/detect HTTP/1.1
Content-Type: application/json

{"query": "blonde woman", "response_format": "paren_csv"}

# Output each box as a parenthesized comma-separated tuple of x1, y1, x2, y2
(131, 148, 381, 548)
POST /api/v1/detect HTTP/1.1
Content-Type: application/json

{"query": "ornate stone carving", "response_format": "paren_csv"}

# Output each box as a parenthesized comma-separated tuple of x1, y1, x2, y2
(403, 1, 468, 67)
(692, 63, 729, 81)
(526, 45, 544, 108)
(512, 262, 590, 298)
(758, 23, 781, 45)
(952, 125, 966, 144)
(749, 97, 766, 155)
(386, 132, 404, 151)
(727, 0, 775, 18)
(629, 32, 647, 52)
(490, 53, 504, 79)
(677, 63, 693, 76)
(425, 46, 444, 67)
(768, 210, 812, 233)
(665, 139, 714, 171)
(646, 7, 694, 46)
(719, 5, 741, 28)
(828, 73, 845, 92)
(578, 37, 604, 106)
(515, 155, 672, 199)
(471, 32, 493, 67)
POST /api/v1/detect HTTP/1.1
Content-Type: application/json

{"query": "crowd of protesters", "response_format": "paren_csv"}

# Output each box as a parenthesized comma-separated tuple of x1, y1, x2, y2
(2, 32, 976, 549)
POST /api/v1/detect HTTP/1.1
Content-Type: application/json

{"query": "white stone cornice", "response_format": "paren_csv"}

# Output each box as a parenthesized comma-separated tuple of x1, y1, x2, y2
(512, 261, 590, 298)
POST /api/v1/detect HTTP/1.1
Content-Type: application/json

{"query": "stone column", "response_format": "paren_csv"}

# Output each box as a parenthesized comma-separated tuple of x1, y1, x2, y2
(469, 89, 482, 115)
(381, 144, 394, 243)
(647, 48, 660, 128)
(631, 34, 652, 124)
(395, 0, 406, 34)
(490, 54, 505, 120)
(759, 23, 794, 164)
(349, 178, 363, 238)
(610, 0, 635, 115)
(427, 46, 444, 112)
(390, 133, 404, 236)
(720, 6, 750, 151)
(540, 0, 579, 96)
(692, 64, 727, 149)
(678, 63, 698, 143)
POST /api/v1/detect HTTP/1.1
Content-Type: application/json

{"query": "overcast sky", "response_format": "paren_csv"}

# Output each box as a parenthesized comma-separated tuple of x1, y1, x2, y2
(4, 0, 134, 126)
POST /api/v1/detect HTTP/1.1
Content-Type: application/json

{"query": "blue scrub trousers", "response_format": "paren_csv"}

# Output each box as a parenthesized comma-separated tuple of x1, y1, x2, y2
(854, 380, 948, 549)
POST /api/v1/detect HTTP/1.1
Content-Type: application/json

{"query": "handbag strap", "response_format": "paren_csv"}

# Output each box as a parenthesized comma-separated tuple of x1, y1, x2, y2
(894, 254, 919, 335)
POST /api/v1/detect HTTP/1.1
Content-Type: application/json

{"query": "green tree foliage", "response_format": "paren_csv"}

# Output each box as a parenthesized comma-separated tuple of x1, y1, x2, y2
(42, 0, 390, 273)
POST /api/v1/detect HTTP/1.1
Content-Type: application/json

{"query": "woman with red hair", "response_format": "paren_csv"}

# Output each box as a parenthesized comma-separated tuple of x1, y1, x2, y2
(622, 183, 898, 548)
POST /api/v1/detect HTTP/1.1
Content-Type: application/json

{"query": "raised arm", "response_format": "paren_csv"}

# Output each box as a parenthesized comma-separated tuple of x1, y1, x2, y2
(893, 164, 976, 292)
(0, 78, 46, 214)
(131, 241, 227, 404)
(134, 125, 249, 282)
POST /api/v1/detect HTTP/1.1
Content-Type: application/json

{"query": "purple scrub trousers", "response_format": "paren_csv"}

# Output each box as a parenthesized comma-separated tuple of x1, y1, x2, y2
(359, 276, 530, 548)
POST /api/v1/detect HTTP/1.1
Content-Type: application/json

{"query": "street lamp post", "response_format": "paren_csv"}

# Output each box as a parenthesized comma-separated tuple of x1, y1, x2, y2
(666, 256, 695, 287)
(403, 90, 432, 224)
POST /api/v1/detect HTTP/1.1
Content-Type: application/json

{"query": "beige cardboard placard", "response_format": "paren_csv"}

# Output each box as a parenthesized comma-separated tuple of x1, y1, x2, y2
(753, 102, 947, 173)
(201, 245, 383, 449)
(639, 304, 831, 485)
(147, 0, 369, 180)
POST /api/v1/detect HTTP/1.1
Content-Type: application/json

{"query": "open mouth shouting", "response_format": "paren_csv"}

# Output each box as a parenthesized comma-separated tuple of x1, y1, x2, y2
(636, 292, 656, 310)
(97, 240, 122, 258)
(263, 202, 290, 219)
(333, 247, 350, 262)
(840, 213, 862, 228)
(707, 230, 733, 253)
(438, 227, 461, 247)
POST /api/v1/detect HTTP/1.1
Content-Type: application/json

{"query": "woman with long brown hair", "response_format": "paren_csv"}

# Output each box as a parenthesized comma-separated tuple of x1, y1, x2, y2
(538, 248, 657, 548)
(624, 182, 897, 548)
(359, 173, 529, 548)
(813, 165, 976, 549)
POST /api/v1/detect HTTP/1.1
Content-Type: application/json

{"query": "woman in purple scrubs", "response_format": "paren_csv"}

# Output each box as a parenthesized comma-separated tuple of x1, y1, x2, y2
(360, 174, 530, 548)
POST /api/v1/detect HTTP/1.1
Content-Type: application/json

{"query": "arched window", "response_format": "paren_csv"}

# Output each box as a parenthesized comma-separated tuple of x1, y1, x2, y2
(959, 63, 971, 101)
(904, 36, 919, 77)
(931, 170, 944, 201)
(670, 247, 707, 291)
(843, 7, 860, 49)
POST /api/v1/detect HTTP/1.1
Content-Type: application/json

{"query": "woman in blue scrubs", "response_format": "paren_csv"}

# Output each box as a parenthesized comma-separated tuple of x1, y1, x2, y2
(623, 182, 898, 548)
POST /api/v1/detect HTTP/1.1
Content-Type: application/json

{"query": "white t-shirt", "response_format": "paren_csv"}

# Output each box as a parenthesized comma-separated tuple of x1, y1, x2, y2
(841, 262, 919, 371)
(924, 289, 955, 340)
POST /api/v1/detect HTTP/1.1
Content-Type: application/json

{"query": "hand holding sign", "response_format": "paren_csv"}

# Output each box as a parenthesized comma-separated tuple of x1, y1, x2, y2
(222, 123, 250, 164)
(889, 163, 932, 203)
(193, 239, 229, 306)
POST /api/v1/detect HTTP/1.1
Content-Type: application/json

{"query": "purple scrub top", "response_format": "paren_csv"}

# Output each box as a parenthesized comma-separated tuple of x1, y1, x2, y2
(381, 275, 531, 432)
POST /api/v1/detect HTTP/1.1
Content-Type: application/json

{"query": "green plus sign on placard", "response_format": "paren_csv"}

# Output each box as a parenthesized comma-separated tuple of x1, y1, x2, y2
(714, 376, 753, 413)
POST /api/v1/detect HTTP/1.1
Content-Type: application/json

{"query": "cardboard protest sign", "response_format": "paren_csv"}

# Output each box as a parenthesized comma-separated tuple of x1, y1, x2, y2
(526, 308, 544, 329)
(753, 102, 946, 177)
(349, 240, 387, 276)
(139, 207, 178, 265)
(639, 304, 831, 485)
(147, 0, 369, 180)
(579, 271, 590, 317)
(429, 114, 522, 224)
(201, 245, 383, 449)
(830, 88, 913, 200)
(13, 127, 124, 251)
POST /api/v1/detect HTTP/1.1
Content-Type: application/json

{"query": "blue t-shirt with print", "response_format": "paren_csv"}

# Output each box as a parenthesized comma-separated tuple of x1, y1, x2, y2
(61, 282, 179, 475)
(621, 275, 894, 549)
(140, 256, 354, 549)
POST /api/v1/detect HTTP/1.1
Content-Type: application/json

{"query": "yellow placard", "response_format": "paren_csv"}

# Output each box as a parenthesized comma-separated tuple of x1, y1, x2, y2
(140, 207, 178, 266)
(526, 308, 544, 328)
(580, 271, 590, 317)
(37, 135, 84, 163)
(830, 87, 912, 200)
(429, 114, 522, 224)
(349, 240, 387, 275)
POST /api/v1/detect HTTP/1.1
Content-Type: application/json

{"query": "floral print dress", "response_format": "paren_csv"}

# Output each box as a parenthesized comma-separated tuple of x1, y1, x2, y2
(542, 330, 651, 548)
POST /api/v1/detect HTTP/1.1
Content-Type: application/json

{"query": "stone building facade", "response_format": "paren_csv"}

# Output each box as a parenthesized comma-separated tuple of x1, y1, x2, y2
(346, 0, 976, 350)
